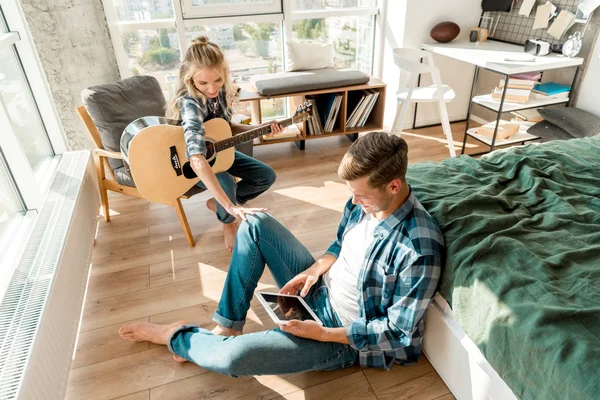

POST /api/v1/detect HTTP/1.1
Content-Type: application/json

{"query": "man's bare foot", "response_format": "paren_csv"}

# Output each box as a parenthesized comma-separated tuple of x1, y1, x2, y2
(172, 354, 188, 363)
(212, 325, 243, 336)
(206, 198, 217, 213)
(119, 320, 187, 345)
(223, 221, 238, 252)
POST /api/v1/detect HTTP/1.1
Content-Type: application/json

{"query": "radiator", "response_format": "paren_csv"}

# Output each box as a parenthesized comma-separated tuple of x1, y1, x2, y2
(0, 151, 99, 400)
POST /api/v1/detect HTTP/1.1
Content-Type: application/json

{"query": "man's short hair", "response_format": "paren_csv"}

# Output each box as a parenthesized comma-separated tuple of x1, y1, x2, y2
(338, 132, 408, 188)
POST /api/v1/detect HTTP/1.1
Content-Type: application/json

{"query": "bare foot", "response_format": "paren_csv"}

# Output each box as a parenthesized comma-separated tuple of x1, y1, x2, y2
(212, 325, 243, 337)
(206, 198, 217, 213)
(172, 354, 188, 363)
(223, 221, 238, 252)
(119, 320, 187, 345)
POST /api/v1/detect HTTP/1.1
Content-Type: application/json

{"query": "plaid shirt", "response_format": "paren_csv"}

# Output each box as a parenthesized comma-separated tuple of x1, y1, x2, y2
(179, 88, 231, 157)
(325, 190, 444, 369)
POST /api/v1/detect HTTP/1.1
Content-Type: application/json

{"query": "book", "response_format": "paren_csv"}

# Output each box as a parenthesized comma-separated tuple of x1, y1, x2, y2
(357, 90, 378, 127)
(346, 92, 368, 128)
(493, 86, 532, 97)
(510, 108, 543, 122)
(491, 94, 530, 104)
(530, 91, 569, 100)
(499, 78, 536, 88)
(532, 82, 571, 96)
(324, 95, 342, 132)
(476, 120, 520, 139)
(511, 72, 542, 81)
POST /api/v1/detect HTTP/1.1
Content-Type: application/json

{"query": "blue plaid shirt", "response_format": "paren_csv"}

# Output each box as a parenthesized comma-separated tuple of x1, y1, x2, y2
(325, 189, 444, 369)
(179, 87, 232, 157)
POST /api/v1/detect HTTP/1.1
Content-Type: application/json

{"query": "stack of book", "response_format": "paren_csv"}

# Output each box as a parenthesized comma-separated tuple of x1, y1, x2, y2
(305, 97, 324, 135)
(531, 82, 571, 100)
(346, 89, 380, 129)
(491, 78, 536, 104)
(316, 93, 343, 133)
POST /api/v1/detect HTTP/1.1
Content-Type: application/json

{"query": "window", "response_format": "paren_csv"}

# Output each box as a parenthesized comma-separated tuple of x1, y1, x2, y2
(291, 0, 377, 12)
(103, 0, 382, 117)
(292, 15, 375, 74)
(0, 2, 64, 266)
(185, 22, 283, 81)
(113, 0, 174, 21)
(0, 152, 24, 259)
(0, 45, 54, 178)
(120, 27, 181, 100)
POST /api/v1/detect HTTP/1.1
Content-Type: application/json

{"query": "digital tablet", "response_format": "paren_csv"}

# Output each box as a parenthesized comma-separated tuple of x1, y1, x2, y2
(255, 291, 323, 326)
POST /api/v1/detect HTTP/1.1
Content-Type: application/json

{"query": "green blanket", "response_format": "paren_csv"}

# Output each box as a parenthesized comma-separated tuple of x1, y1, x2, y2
(407, 137, 600, 400)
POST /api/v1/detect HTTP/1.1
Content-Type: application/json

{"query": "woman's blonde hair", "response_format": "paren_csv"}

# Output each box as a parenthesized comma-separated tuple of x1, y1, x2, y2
(169, 35, 238, 119)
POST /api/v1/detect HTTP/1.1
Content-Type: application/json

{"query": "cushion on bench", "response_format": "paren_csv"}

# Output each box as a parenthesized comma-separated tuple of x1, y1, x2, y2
(250, 68, 370, 96)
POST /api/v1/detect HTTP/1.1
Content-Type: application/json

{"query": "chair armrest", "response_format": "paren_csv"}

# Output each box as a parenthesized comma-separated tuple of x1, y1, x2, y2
(94, 148, 123, 159)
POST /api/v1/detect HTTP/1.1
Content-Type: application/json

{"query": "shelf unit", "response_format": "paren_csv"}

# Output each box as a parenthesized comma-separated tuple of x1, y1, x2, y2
(238, 78, 386, 149)
(462, 67, 579, 156)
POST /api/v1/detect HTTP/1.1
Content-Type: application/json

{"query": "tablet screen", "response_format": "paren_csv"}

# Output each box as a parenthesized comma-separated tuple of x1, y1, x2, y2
(260, 293, 315, 322)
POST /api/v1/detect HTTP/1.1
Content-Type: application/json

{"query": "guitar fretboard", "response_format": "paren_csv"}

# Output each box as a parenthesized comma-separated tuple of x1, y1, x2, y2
(213, 117, 295, 153)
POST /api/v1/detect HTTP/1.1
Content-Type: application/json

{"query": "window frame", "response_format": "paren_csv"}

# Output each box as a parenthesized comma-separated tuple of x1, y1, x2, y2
(0, 0, 68, 296)
(180, 0, 282, 20)
(103, 0, 384, 81)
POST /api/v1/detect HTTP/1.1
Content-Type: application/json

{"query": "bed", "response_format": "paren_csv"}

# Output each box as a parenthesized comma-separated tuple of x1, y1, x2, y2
(407, 137, 600, 400)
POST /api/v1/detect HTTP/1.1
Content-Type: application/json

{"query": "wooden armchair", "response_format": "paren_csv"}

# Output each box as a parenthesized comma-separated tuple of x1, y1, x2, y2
(78, 75, 254, 248)
(76, 105, 198, 247)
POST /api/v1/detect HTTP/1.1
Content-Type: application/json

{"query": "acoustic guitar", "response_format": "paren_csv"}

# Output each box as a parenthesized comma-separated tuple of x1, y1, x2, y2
(120, 103, 313, 204)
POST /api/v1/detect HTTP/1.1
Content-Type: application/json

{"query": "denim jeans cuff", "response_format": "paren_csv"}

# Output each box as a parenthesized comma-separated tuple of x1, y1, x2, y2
(218, 214, 236, 224)
(167, 323, 197, 354)
(212, 311, 246, 331)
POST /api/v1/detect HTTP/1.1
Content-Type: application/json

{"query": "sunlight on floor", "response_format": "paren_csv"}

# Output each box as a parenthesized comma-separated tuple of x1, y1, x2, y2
(401, 130, 479, 149)
(273, 181, 349, 212)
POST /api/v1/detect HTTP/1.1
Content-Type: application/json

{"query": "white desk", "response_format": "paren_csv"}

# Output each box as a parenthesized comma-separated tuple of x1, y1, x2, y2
(422, 40, 584, 155)
(422, 40, 583, 75)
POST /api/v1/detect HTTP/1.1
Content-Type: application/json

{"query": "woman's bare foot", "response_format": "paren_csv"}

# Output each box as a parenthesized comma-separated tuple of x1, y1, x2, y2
(119, 320, 187, 345)
(206, 198, 217, 213)
(223, 221, 238, 252)
(212, 325, 243, 337)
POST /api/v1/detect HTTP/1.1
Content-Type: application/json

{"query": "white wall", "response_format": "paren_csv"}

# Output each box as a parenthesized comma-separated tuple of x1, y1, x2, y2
(575, 34, 600, 116)
(380, 0, 482, 129)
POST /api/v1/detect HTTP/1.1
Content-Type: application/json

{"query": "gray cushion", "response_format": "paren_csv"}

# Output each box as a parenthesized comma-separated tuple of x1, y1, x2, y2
(251, 68, 370, 96)
(537, 107, 600, 139)
(527, 120, 573, 142)
(82, 75, 167, 174)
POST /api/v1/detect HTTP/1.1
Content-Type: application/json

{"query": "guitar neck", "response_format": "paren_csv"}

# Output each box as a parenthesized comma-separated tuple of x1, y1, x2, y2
(213, 117, 295, 153)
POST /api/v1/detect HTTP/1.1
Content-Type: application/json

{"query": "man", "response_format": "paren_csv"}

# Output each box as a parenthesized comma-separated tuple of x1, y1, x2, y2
(119, 132, 444, 376)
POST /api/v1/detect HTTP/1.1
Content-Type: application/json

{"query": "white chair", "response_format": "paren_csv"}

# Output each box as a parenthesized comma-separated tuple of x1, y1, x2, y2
(391, 48, 457, 157)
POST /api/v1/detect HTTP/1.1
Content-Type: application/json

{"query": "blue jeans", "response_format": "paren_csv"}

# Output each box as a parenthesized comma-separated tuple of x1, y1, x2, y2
(167, 213, 358, 377)
(196, 151, 276, 224)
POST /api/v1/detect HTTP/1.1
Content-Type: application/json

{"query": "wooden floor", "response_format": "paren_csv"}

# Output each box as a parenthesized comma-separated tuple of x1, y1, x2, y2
(67, 124, 487, 400)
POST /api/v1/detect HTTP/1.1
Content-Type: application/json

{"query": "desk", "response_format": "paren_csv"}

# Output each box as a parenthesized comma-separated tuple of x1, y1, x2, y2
(422, 41, 584, 155)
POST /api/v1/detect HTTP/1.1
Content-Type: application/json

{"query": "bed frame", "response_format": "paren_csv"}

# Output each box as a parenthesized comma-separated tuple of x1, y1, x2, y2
(422, 297, 519, 400)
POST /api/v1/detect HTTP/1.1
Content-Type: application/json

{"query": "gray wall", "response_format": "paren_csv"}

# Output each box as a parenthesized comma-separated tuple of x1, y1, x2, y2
(21, 0, 120, 150)
(472, 12, 600, 122)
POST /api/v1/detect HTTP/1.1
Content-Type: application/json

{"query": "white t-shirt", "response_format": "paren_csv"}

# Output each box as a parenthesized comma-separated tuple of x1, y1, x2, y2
(323, 213, 380, 326)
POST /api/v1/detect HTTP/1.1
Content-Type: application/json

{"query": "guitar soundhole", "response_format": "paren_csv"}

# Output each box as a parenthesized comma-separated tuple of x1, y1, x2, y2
(205, 142, 215, 160)
(181, 142, 216, 179)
